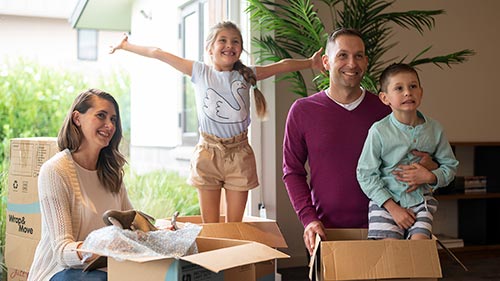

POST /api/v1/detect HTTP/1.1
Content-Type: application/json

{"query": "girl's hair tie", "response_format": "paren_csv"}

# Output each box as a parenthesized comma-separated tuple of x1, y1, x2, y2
(251, 84, 258, 90)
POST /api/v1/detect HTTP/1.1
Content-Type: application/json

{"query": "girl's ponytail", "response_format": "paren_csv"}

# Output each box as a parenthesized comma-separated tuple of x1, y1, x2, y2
(234, 60, 267, 120)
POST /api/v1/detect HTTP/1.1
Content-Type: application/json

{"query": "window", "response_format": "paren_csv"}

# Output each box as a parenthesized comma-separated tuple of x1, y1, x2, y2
(179, 0, 208, 145)
(77, 29, 98, 61)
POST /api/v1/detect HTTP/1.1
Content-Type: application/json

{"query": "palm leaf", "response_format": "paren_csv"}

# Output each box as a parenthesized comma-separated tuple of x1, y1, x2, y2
(408, 46, 476, 68)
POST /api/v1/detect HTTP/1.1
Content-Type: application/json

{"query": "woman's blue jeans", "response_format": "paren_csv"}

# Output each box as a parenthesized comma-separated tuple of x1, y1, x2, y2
(50, 268, 107, 281)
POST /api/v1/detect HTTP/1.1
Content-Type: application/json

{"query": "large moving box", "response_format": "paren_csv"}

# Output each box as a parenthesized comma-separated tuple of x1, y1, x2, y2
(310, 229, 442, 281)
(5, 138, 58, 281)
(103, 236, 289, 281)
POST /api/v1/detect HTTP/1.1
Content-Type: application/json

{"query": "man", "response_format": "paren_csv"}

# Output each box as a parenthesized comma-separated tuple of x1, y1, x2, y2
(282, 28, 436, 254)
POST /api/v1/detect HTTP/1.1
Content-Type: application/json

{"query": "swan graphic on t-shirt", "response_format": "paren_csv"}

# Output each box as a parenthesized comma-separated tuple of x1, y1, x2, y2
(203, 80, 248, 124)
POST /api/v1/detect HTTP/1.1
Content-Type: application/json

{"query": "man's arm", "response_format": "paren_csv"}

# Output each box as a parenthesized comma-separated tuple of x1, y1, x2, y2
(282, 101, 324, 253)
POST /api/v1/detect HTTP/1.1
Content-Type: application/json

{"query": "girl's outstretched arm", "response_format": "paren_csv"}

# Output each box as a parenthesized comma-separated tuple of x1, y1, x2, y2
(110, 33, 194, 76)
(254, 48, 324, 81)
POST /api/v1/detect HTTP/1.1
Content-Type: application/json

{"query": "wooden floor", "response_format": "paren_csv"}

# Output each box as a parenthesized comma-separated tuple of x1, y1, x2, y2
(278, 246, 500, 280)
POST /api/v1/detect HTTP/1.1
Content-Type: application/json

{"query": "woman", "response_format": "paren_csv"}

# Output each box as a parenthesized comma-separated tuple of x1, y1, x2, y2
(28, 89, 133, 281)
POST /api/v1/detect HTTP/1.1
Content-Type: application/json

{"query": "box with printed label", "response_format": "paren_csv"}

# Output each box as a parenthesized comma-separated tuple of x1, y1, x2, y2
(5, 137, 58, 281)
(310, 229, 442, 281)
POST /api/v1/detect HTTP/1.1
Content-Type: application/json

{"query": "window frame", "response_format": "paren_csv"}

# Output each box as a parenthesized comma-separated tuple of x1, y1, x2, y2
(179, 0, 207, 146)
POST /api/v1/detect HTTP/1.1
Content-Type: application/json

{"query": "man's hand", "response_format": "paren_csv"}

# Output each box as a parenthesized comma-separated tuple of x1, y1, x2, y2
(304, 220, 327, 255)
(393, 163, 436, 190)
(413, 150, 438, 171)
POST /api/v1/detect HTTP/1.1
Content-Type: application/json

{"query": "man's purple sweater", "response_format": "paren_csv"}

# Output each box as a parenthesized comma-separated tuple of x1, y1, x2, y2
(283, 90, 390, 228)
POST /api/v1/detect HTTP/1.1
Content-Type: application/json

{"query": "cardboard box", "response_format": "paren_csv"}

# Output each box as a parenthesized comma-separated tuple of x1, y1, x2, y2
(5, 233, 40, 276)
(105, 236, 289, 281)
(310, 229, 442, 281)
(161, 215, 288, 249)
(156, 215, 288, 280)
(5, 138, 58, 280)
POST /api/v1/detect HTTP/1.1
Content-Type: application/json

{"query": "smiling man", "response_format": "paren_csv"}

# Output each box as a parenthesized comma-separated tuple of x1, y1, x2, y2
(282, 28, 391, 255)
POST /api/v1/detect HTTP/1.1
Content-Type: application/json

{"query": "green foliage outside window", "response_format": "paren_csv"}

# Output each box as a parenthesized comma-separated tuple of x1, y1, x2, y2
(0, 58, 199, 279)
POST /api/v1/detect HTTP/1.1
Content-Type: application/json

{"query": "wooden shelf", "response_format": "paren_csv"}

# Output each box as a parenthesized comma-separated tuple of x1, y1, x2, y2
(435, 192, 500, 200)
(451, 141, 500, 146)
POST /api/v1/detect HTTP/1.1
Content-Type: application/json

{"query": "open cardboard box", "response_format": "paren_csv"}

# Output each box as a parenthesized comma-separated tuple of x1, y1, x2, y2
(309, 229, 442, 281)
(157, 215, 287, 249)
(99, 236, 289, 281)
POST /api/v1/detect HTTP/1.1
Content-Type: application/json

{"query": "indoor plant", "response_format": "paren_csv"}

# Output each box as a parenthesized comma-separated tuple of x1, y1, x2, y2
(246, 0, 475, 96)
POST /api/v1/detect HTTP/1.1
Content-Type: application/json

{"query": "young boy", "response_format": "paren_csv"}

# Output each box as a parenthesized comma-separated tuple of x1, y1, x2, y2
(356, 63, 459, 240)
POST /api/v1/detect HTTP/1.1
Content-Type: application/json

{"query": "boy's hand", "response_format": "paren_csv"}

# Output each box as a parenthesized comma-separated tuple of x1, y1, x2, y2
(384, 199, 415, 229)
(390, 205, 416, 229)
(109, 33, 129, 54)
(310, 48, 325, 71)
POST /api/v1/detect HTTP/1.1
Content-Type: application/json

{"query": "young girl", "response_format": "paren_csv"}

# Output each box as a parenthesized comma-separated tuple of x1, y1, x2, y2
(110, 21, 323, 223)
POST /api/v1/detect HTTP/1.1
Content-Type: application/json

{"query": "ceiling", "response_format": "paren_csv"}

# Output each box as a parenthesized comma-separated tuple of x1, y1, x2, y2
(69, 0, 133, 31)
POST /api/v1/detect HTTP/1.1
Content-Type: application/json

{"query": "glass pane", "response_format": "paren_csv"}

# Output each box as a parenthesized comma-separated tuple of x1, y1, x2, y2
(184, 76, 197, 133)
(77, 29, 98, 61)
(183, 12, 199, 135)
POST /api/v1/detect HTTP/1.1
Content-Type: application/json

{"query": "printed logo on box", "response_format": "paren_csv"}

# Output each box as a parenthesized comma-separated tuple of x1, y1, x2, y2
(8, 214, 36, 235)
(11, 179, 30, 193)
(8, 268, 29, 281)
(12, 180, 19, 191)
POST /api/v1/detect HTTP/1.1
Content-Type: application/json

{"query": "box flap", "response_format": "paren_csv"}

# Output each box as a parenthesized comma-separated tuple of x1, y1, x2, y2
(321, 239, 442, 280)
(197, 221, 287, 248)
(176, 215, 275, 223)
(175, 215, 224, 223)
(160, 216, 288, 248)
(88, 236, 289, 273)
(181, 240, 289, 273)
(309, 233, 323, 280)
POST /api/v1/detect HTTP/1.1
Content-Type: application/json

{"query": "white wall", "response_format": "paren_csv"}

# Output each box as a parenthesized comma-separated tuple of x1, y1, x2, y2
(388, 0, 500, 143)
(0, 0, 75, 19)
(0, 13, 131, 84)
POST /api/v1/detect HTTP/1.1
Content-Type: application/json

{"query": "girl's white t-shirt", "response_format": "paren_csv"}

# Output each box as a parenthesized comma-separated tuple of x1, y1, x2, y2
(191, 61, 254, 138)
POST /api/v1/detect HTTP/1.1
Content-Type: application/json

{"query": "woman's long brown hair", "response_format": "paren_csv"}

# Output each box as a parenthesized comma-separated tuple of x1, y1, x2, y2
(58, 88, 126, 193)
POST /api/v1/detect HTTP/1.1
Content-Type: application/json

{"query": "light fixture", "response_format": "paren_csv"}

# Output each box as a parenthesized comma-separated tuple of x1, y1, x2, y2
(140, 9, 152, 20)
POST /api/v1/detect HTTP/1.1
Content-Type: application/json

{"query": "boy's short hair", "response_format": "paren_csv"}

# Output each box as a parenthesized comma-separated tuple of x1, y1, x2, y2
(379, 63, 421, 93)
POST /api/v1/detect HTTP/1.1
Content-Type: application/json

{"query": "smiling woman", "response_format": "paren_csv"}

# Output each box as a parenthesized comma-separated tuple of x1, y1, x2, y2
(28, 89, 134, 281)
